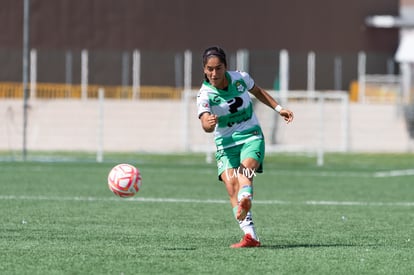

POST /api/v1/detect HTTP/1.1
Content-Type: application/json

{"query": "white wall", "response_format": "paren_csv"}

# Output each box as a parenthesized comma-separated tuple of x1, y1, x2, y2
(0, 99, 412, 153)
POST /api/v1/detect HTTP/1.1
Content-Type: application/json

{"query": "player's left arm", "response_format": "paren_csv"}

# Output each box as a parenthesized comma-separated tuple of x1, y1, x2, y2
(249, 84, 294, 123)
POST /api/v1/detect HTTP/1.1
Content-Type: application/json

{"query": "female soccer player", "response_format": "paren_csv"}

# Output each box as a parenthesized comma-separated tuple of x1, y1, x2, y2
(197, 46, 294, 248)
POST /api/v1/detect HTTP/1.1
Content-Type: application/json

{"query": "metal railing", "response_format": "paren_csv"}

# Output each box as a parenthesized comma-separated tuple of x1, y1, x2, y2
(0, 82, 182, 100)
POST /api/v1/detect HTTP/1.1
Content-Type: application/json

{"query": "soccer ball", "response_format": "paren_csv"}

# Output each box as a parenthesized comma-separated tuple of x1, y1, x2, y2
(108, 164, 142, 198)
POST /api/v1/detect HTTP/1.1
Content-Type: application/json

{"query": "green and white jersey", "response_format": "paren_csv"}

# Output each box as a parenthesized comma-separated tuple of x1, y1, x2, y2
(197, 71, 264, 150)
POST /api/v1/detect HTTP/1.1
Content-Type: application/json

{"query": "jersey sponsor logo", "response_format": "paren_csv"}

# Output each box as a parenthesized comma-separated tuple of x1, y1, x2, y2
(227, 97, 243, 113)
(218, 97, 253, 128)
(212, 95, 221, 103)
(226, 108, 252, 127)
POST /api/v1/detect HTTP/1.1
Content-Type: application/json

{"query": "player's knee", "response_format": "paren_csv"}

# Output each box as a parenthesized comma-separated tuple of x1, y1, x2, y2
(238, 163, 257, 180)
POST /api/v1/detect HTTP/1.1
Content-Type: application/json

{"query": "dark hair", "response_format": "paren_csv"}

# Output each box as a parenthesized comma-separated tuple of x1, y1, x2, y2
(202, 46, 227, 67)
(202, 46, 227, 82)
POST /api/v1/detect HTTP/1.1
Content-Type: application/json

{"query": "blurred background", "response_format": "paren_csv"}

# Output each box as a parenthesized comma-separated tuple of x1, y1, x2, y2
(0, 0, 413, 161)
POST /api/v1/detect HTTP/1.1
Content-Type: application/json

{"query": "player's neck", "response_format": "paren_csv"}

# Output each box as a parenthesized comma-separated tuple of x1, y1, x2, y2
(216, 75, 229, 90)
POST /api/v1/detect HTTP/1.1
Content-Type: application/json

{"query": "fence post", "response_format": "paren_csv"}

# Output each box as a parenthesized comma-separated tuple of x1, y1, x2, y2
(22, 0, 30, 161)
(184, 50, 192, 91)
(307, 51, 315, 93)
(30, 48, 37, 99)
(132, 49, 141, 100)
(96, 88, 104, 163)
(317, 92, 325, 166)
(334, 56, 343, 91)
(236, 49, 249, 72)
(81, 49, 88, 100)
(279, 49, 289, 93)
(358, 51, 366, 103)
(65, 51, 73, 97)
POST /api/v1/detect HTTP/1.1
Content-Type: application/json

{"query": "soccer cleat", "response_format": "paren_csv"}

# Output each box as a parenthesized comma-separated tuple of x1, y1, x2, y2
(230, 233, 261, 248)
(236, 196, 251, 221)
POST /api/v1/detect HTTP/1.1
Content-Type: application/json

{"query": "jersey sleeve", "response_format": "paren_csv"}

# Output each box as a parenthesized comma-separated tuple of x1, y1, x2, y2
(239, 71, 255, 90)
(196, 88, 211, 118)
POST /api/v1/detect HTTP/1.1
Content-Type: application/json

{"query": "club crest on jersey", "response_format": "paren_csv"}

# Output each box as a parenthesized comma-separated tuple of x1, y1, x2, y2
(235, 81, 245, 92)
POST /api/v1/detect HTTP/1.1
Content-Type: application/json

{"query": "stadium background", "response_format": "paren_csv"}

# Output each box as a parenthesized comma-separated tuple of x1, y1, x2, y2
(0, 0, 399, 89)
(0, 0, 412, 155)
(1, 2, 413, 274)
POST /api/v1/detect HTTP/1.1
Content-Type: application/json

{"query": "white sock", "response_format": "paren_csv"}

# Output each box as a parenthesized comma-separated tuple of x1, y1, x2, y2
(238, 211, 259, 240)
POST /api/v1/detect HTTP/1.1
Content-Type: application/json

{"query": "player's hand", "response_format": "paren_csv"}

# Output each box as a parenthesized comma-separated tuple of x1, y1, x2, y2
(207, 114, 218, 127)
(201, 113, 218, 132)
(280, 109, 294, 124)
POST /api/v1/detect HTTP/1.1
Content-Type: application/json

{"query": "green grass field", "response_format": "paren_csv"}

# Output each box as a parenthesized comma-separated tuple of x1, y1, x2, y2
(0, 152, 413, 274)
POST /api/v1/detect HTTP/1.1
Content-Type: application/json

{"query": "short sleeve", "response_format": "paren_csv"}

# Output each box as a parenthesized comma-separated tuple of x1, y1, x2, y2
(239, 71, 255, 90)
(196, 88, 211, 118)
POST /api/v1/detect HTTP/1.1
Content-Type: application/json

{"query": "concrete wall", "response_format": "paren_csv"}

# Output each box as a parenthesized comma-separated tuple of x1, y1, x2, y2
(0, 98, 412, 153)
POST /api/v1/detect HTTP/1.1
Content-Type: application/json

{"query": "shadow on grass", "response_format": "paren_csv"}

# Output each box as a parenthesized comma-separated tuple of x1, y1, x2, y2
(260, 243, 364, 249)
(163, 247, 197, 251)
(161, 243, 378, 250)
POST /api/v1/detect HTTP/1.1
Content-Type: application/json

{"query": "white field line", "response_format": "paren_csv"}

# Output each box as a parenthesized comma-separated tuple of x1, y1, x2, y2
(373, 169, 414, 178)
(3, 165, 413, 178)
(0, 195, 413, 207)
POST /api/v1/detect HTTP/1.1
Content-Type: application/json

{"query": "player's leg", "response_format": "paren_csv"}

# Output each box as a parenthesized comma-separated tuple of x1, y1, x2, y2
(236, 138, 264, 221)
(216, 143, 263, 248)
(216, 147, 241, 209)
(220, 168, 240, 210)
(220, 169, 260, 248)
(231, 160, 259, 244)
(216, 148, 260, 219)
(230, 139, 264, 248)
(235, 161, 258, 221)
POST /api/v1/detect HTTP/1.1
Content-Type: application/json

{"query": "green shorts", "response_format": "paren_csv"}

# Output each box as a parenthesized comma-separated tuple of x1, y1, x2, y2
(215, 138, 265, 181)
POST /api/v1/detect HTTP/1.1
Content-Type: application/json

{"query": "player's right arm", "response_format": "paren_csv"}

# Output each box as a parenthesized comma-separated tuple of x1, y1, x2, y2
(197, 89, 218, 133)
(199, 112, 218, 133)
